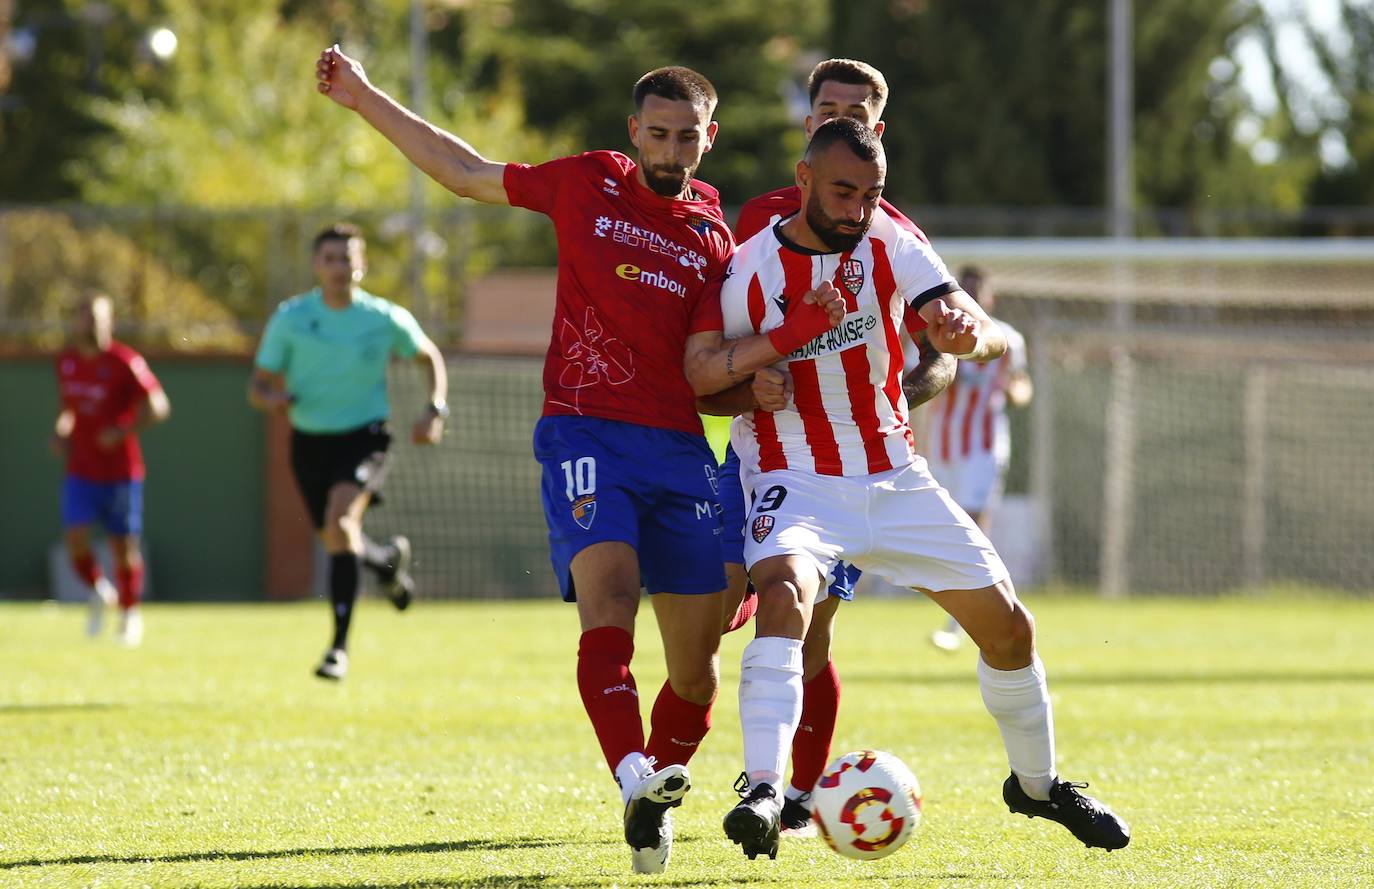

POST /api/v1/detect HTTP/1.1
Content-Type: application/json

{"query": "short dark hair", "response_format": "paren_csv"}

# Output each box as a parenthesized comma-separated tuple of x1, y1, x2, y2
(805, 117, 884, 164)
(958, 265, 989, 301)
(312, 223, 364, 254)
(633, 66, 718, 117)
(807, 58, 889, 117)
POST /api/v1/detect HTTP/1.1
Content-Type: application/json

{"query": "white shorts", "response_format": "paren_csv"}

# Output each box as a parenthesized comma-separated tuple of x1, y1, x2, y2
(742, 458, 1009, 599)
(923, 451, 1007, 516)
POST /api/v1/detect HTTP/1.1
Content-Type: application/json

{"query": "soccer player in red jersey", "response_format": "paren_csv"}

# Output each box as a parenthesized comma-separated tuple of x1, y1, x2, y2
(315, 47, 843, 873)
(716, 59, 956, 835)
(52, 293, 170, 646)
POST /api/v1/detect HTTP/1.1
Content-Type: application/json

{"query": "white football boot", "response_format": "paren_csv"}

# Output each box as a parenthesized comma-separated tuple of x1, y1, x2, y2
(116, 606, 144, 647)
(623, 758, 691, 874)
(86, 576, 117, 638)
(314, 647, 348, 681)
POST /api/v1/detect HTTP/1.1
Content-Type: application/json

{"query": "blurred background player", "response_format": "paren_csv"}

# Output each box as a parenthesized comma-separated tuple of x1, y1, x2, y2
(315, 47, 841, 874)
(52, 293, 170, 646)
(249, 223, 448, 682)
(924, 266, 1033, 651)
(717, 57, 957, 834)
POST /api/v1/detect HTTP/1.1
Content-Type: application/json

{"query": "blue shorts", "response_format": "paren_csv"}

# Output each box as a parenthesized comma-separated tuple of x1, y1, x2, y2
(62, 477, 143, 536)
(534, 416, 726, 602)
(719, 443, 857, 601)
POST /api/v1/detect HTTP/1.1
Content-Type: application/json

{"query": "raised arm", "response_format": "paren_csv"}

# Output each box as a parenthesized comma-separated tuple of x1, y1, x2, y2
(316, 45, 509, 205)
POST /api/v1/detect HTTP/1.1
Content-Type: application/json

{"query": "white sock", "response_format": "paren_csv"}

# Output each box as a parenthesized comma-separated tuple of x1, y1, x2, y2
(614, 752, 652, 805)
(978, 654, 1056, 801)
(784, 783, 810, 802)
(739, 636, 804, 789)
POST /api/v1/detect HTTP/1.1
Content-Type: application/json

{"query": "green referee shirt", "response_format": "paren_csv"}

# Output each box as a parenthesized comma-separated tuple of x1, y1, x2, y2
(255, 288, 427, 434)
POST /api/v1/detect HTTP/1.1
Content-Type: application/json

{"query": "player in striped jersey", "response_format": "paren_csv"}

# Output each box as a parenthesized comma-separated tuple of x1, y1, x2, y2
(687, 118, 1128, 858)
(716, 58, 956, 836)
(924, 266, 1033, 651)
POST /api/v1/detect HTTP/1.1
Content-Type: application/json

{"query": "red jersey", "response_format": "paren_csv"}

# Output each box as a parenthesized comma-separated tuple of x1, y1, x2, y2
(736, 187, 931, 341)
(504, 151, 734, 435)
(56, 342, 163, 482)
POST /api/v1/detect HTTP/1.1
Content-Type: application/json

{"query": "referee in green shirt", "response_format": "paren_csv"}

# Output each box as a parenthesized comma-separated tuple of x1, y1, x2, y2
(250, 223, 449, 681)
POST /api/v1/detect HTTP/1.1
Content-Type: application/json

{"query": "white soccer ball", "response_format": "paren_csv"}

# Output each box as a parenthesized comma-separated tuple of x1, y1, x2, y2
(811, 749, 922, 861)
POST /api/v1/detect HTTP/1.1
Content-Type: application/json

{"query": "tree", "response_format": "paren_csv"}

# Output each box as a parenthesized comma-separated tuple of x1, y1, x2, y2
(829, 0, 1311, 224)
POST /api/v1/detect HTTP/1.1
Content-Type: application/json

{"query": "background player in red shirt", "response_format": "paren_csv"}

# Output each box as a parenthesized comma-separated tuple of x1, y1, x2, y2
(713, 58, 957, 835)
(52, 293, 171, 646)
(315, 48, 842, 874)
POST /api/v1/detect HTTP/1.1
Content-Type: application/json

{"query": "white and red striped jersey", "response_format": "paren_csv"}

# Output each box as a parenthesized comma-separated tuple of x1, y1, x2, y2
(721, 211, 959, 477)
(923, 319, 1026, 463)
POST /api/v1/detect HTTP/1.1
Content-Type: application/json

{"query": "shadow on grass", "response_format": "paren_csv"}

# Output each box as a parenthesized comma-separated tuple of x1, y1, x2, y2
(0, 702, 126, 715)
(0, 837, 579, 870)
(227, 876, 904, 889)
(846, 669, 1374, 687)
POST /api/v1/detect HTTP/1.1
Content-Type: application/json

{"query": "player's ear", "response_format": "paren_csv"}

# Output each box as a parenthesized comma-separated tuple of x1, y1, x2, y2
(795, 159, 811, 192)
(803, 114, 816, 138)
(703, 120, 719, 152)
(627, 114, 641, 149)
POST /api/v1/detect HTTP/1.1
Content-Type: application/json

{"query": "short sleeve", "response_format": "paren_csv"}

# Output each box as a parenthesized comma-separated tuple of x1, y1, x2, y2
(124, 351, 162, 396)
(255, 310, 291, 373)
(689, 279, 725, 335)
(890, 230, 958, 312)
(388, 304, 427, 359)
(503, 154, 593, 215)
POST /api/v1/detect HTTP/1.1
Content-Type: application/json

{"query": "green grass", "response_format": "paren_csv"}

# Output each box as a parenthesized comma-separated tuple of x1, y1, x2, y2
(2, 595, 1372, 889)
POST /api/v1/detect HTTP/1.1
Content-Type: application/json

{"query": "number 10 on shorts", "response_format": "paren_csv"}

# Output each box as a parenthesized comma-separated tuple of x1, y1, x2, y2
(562, 457, 599, 531)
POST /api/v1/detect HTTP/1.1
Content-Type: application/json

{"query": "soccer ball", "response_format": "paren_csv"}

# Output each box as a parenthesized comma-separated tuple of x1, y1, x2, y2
(811, 749, 922, 861)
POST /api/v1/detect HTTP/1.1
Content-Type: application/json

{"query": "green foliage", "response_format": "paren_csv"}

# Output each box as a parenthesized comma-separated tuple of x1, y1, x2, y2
(458, 0, 826, 204)
(0, 597, 1371, 886)
(0, 208, 249, 351)
(830, 0, 1310, 216)
(1298, 0, 1374, 207)
(0, 0, 172, 200)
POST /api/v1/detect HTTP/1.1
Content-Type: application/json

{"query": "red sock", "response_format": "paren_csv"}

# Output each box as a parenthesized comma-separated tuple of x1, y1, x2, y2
(576, 627, 645, 775)
(790, 660, 841, 794)
(116, 564, 144, 609)
(724, 588, 758, 634)
(645, 680, 714, 767)
(72, 553, 102, 586)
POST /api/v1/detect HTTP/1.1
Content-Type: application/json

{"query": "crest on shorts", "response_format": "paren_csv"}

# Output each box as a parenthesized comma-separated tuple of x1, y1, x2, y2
(751, 514, 775, 543)
(840, 259, 865, 296)
(572, 495, 597, 530)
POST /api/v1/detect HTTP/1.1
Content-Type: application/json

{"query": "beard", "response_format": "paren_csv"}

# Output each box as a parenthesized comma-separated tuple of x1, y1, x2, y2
(805, 192, 871, 252)
(643, 162, 695, 198)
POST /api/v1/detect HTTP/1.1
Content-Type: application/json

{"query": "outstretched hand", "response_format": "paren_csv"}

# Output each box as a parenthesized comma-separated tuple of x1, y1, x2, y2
(316, 44, 370, 110)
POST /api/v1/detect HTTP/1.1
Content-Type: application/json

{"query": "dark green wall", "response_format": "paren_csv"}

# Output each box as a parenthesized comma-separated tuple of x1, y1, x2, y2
(0, 356, 264, 599)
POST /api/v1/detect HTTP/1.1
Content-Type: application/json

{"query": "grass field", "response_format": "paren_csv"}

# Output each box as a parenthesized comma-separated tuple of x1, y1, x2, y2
(2, 594, 1372, 889)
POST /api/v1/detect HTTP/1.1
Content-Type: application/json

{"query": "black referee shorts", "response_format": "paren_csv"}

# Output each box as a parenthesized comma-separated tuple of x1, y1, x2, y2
(289, 420, 394, 530)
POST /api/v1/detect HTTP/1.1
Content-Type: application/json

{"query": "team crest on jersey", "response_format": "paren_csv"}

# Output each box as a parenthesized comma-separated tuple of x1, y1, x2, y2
(751, 514, 775, 543)
(687, 215, 711, 236)
(840, 259, 865, 296)
(572, 495, 597, 530)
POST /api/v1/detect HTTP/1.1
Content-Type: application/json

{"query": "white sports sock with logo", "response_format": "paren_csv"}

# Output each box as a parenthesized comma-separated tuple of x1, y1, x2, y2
(739, 636, 804, 789)
(978, 654, 1056, 801)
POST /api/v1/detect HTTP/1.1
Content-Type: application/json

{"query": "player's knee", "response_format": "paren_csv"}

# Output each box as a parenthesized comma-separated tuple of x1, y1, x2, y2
(982, 603, 1035, 665)
(755, 579, 806, 638)
(671, 661, 720, 706)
